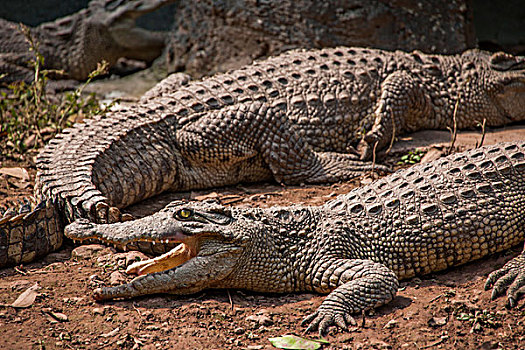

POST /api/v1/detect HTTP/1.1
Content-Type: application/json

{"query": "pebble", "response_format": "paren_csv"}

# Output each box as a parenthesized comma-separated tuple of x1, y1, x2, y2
(428, 316, 448, 327)
(246, 314, 273, 326)
(71, 245, 107, 259)
(93, 307, 105, 315)
(109, 271, 126, 285)
(49, 312, 68, 322)
(383, 319, 398, 329)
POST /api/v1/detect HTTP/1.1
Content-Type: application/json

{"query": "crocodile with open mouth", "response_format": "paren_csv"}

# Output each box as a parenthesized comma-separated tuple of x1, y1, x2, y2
(65, 141, 525, 334)
(1, 46, 525, 274)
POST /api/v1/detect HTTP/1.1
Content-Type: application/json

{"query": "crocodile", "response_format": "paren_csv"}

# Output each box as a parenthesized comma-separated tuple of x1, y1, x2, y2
(65, 141, 525, 334)
(0, 0, 175, 84)
(1, 46, 525, 268)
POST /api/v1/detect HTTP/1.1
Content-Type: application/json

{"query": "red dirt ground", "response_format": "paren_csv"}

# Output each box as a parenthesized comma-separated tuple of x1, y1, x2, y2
(1, 127, 525, 349)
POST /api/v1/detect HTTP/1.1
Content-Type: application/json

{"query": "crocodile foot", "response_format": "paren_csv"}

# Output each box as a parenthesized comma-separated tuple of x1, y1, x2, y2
(485, 250, 525, 307)
(302, 306, 357, 335)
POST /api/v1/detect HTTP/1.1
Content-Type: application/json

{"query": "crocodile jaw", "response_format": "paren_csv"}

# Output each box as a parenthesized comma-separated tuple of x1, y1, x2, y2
(126, 242, 194, 275)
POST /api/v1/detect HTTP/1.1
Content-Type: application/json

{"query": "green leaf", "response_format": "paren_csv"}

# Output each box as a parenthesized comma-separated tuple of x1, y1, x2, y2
(268, 335, 328, 349)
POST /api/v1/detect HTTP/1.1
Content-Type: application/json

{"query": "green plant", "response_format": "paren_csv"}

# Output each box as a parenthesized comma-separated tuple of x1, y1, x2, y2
(0, 24, 116, 160)
(397, 148, 425, 165)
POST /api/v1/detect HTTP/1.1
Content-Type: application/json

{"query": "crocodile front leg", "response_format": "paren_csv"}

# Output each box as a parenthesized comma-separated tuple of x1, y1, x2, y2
(357, 71, 430, 159)
(177, 101, 390, 186)
(302, 258, 399, 334)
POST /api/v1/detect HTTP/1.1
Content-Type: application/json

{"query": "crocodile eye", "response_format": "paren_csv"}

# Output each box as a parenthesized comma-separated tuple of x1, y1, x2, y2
(176, 208, 193, 220)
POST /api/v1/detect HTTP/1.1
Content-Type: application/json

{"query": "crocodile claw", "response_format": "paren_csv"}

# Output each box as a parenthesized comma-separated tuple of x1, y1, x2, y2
(485, 251, 525, 307)
(302, 308, 356, 335)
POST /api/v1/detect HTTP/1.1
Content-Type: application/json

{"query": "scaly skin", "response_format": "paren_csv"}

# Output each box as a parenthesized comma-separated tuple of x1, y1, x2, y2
(66, 141, 525, 334)
(0, 0, 175, 83)
(1, 47, 525, 267)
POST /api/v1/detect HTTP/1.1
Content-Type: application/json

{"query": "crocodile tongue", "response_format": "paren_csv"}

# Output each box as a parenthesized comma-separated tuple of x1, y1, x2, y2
(126, 242, 194, 275)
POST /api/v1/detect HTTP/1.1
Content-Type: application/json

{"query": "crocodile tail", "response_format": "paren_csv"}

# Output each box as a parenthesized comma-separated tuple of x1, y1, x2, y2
(0, 198, 63, 267)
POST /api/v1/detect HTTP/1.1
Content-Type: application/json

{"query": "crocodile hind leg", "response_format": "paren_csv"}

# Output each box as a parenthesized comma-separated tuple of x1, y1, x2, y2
(485, 246, 525, 307)
(301, 258, 399, 335)
(177, 101, 390, 186)
(357, 71, 431, 160)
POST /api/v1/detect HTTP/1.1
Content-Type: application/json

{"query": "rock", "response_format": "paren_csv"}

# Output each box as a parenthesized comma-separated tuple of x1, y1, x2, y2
(93, 307, 105, 315)
(101, 327, 120, 338)
(167, 0, 474, 77)
(383, 319, 398, 329)
(234, 327, 245, 335)
(109, 271, 126, 285)
(49, 312, 68, 322)
(428, 316, 448, 327)
(246, 314, 273, 326)
(71, 245, 107, 259)
(120, 251, 149, 267)
(44, 251, 71, 263)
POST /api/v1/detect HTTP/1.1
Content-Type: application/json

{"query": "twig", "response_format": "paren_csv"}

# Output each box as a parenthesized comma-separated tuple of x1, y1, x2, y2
(369, 140, 379, 179)
(476, 118, 487, 148)
(361, 310, 366, 328)
(421, 337, 446, 349)
(385, 109, 396, 155)
(446, 99, 459, 155)
(132, 302, 145, 327)
(14, 266, 27, 275)
(429, 294, 443, 303)
(227, 289, 234, 312)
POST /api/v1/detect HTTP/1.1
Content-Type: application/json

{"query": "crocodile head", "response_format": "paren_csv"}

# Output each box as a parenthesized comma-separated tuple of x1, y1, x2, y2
(88, 0, 175, 61)
(488, 52, 525, 122)
(65, 200, 318, 299)
(66, 200, 246, 271)
(465, 51, 525, 124)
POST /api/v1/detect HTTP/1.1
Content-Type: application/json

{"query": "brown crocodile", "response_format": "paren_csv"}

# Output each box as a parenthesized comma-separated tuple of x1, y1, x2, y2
(0, 0, 175, 84)
(1, 46, 525, 269)
(65, 141, 525, 334)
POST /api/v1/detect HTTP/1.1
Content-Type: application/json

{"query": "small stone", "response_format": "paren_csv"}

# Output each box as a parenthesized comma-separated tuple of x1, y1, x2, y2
(246, 314, 273, 326)
(93, 307, 105, 315)
(44, 251, 71, 263)
(101, 327, 120, 338)
(49, 312, 68, 322)
(89, 274, 102, 281)
(428, 316, 447, 327)
(247, 346, 263, 349)
(109, 271, 126, 285)
(234, 327, 245, 335)
(72, 245, 107, 259)
(384, 319, 398, 329)
(120, 251, 149, 267)
(470, 322, 482, 333)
